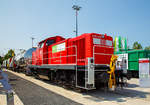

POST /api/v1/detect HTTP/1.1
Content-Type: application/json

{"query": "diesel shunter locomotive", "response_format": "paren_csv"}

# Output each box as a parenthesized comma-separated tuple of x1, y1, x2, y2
(29, 33, 118, 90)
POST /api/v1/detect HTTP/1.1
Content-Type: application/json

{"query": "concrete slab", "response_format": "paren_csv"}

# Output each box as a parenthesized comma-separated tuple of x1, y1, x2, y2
(0, 83, 24, 105)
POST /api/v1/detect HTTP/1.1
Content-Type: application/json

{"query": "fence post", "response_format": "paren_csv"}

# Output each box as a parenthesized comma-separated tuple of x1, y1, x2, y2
(6, 91, 14, 105)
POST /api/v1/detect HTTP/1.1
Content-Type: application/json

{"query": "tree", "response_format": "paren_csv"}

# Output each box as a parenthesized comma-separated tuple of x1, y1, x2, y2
(0, 56, 3, 65)
(4, 49, 15, 60)
(132, 42, 142, 49)
(145, 46, 150, 50)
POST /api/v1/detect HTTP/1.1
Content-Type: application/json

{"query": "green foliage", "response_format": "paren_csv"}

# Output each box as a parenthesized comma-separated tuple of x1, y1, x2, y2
(145, 46, 150, 50)
(132, 42, 142, 49)
(0, 56, 3, 65)
(4, 49, 15, 60)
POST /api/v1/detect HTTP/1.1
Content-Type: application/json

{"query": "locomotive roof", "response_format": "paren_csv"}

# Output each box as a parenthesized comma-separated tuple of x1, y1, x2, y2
(70, 33, 112, 41)
(38, 36, 65, 44)
(38, 33, 112, 44)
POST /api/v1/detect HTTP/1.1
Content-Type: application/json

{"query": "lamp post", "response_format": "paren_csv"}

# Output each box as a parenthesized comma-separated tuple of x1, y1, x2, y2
(72, 5, 81, 37)
(31, 37, 35, 48)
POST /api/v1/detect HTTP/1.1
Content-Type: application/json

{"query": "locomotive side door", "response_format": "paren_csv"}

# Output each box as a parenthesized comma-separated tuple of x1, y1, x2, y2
(44, 39, 56, 64)
(38, 42, 44, 65)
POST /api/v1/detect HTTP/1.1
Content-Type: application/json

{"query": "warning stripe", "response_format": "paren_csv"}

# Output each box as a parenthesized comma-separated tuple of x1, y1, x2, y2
(139, 60, 150, 63)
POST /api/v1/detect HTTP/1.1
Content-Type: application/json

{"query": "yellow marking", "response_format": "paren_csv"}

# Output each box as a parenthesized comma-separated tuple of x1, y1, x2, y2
(107, 55, 118, 89)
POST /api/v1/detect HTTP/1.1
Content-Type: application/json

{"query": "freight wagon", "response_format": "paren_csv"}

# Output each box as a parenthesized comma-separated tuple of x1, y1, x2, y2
(115, 50, 150, 78)
(13, 47, 37, 74)
(29, 33, 123, 90)
(2, 57, 14, 69)
(2, 48, 36, 74)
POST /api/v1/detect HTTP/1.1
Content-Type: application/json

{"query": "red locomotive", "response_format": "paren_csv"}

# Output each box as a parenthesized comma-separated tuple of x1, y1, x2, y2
(29, 33, 114, 89)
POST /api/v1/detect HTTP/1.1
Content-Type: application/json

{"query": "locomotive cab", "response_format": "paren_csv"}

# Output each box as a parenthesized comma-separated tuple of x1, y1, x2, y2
(32, 36, 65, 65)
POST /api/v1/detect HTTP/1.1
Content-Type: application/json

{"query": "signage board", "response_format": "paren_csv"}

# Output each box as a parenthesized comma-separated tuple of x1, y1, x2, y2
(52, 42, 66, 53)
(139, 58, 150, 88)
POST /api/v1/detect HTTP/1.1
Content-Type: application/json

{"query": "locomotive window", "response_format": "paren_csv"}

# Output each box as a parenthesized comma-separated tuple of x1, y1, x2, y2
(93, 38, 100, 44)
(39, 43, 44, 48)
(106, 40, 112, 46)
(100, 39, 105, 45)
(46, 40, 55, 46)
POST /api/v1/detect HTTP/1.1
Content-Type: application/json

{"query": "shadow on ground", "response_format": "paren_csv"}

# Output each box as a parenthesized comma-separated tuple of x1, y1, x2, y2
(9, 78, 18, 81)
(127, 83, 139, 88)
(39, 78, 150, 103)
(42, 78, 150, 103)
(82, 87, 150, 103)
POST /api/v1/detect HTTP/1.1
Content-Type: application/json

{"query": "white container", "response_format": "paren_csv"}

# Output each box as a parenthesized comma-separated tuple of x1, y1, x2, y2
(139, 58, 150, 88)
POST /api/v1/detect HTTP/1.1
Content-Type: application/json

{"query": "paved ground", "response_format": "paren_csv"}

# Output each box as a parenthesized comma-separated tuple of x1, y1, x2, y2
(1, 69, 150, 105)
(2, 71, 81, 105)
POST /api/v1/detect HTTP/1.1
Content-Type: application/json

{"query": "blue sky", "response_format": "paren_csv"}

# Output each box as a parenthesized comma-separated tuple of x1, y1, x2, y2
(0, 0, 150, 55)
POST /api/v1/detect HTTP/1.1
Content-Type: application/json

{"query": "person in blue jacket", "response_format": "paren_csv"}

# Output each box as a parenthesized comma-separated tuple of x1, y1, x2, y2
(0, 69, 12, 92)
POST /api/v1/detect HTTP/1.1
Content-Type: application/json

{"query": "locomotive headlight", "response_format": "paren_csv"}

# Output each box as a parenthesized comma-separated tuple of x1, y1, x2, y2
(90, 58, 94, 69)
(90, 58, 94, 63)
(90, 64, 94, 69)
(88, 57, 94, 69)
